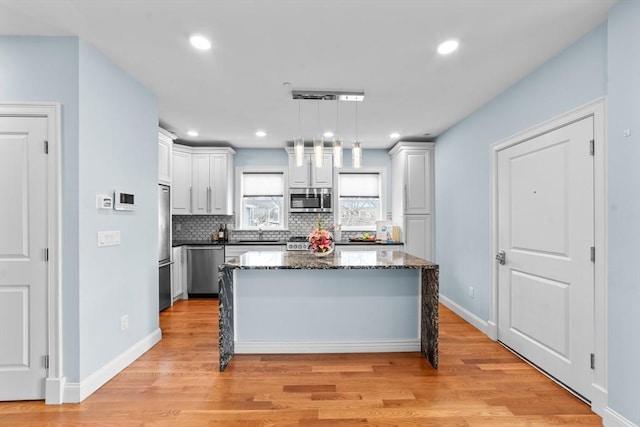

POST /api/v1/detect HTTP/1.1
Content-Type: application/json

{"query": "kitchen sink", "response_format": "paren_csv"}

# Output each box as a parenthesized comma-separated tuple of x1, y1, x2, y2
(235, 239, 281, 243)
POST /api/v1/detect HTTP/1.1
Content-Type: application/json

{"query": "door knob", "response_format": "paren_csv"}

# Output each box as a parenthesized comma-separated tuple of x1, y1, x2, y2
(496, 250, 506, 265)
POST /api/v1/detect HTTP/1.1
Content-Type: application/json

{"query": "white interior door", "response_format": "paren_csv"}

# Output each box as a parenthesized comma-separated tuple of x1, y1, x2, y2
(497, 116, 594, 400)
(0, 116, 49, 400)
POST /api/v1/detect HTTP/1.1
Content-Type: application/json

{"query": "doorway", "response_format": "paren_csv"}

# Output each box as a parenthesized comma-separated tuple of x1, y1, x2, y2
(489, 99, 607, 410)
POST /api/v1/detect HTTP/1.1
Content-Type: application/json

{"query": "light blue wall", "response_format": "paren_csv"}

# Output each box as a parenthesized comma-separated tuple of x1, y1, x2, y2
(0, 36, 82, 381)
(0, 36, 158, 384)
(77, 41, 158, 380)
(606, 0, 640, 423)
(434, 24, 607, 319)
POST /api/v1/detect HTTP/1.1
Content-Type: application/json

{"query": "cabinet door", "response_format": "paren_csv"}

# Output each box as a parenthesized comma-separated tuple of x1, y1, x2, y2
(210, 153, 229, 214)
(192, 154, 211, 214)
(404, 215, 431, 260)
(405, 151, 431, 214)
(158, 137, 171, 185)
(288, 153, 310, 187)
(172, 150, 192, 215)
(311, 153, 333, 187)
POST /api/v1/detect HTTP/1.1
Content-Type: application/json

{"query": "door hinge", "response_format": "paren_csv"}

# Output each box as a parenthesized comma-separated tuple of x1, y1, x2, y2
(589, 139, 594, 156)
(44, 355, 49, 370)
(590, 246, 595, 263)
(590, 353, 595, 370)
(44, 140, 49, 154)
(44, 248, 49, 262)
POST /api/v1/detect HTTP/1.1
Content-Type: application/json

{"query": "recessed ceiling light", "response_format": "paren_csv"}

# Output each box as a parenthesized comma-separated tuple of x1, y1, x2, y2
(437, 39, 459, 55)
(255, 130, 267, 137)
(390, 132, 400, 139)
(323, 131, 334, 138)
(189, 34, 211, 50)
(187, 130, 199, 137)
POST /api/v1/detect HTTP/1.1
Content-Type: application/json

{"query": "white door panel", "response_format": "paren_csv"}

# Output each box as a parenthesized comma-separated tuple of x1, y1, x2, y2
(0, 116, 48, 400)
(497, 116, 594, 400)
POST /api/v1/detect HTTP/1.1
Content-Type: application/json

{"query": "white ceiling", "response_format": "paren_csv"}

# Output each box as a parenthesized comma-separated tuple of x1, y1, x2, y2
(0, 0, 616, 149)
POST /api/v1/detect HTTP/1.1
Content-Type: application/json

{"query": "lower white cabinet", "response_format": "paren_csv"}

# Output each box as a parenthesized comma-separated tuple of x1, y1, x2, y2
(404, 215, 432, 261)
(171, 247, 186, 301)
(337, 245, 403, 252)
(225, 245, 285, 263)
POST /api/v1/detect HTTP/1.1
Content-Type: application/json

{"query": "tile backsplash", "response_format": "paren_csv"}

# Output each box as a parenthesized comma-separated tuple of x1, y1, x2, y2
(172, 213, 378, 242)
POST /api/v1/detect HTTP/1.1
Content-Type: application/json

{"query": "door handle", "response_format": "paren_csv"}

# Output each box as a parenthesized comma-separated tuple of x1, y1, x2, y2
(189, 186, 192, 212)
(207, 187, 211, 213)
(496, 250, 506, 265)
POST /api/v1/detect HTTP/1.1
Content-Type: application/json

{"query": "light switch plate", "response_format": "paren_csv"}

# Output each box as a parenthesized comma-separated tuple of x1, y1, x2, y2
(98, 230, 121, 247)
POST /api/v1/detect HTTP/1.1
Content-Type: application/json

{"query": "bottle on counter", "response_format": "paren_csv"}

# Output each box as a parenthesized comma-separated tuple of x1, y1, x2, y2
(223, 224, 229, 242)
(211, 231, 218, 242)
(218, 224, 224, 241)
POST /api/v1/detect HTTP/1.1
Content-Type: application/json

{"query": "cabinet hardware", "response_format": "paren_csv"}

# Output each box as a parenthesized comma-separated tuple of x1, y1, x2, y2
(496, 250, 506, 265)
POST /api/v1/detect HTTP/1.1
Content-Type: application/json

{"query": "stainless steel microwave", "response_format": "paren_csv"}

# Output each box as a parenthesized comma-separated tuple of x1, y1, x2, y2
(289, 188, 332, 213)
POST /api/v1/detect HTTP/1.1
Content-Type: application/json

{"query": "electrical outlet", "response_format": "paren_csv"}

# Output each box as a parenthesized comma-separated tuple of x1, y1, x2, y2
(468, 286, 474, 298)
(120, 315, 128, 331)
(175, 223, 182, 231)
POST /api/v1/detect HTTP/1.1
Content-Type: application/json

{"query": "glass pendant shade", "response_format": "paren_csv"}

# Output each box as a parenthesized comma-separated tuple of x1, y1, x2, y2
(352, 141, 362, 169)
(333, 139, 343, 168)
(294, 137, 305, 167)
(313, 137, 324, 167)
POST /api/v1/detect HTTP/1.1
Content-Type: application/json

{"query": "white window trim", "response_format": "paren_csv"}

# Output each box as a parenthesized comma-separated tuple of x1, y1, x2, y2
(334, 167, 387, 232)
(235, 166, 288, 231)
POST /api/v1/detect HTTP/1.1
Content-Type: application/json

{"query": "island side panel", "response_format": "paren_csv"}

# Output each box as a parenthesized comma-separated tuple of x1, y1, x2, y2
(421, 267, 439, 368)
(219, 266, 234, 371)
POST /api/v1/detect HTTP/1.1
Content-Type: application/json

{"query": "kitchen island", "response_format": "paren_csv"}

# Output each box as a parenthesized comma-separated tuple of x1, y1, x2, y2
(218, 250, 438, 371)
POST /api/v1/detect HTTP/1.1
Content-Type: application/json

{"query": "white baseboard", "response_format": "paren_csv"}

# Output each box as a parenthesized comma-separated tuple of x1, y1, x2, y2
(45, 376, 65, 404)
(63, 328, 162, 403)
(439, 294, 489, 336)
(603, 407, 637, 427)
(235, 339, 420, 354)
(590, 383, 608, 418)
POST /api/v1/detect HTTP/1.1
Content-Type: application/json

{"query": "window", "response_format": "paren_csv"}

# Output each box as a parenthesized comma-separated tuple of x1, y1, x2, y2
(336, 169, 386, 231)
(237, 168, 287, 230)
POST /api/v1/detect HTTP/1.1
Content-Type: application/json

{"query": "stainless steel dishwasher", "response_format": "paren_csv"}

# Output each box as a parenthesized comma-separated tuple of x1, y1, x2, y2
(186, 246, 224, 297)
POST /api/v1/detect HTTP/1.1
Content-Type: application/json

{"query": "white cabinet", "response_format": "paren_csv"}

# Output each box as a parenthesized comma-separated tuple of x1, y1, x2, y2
(171, 246, 185, 302)
(158, 128, 176, 185)
(286, 149, 333, 188)
(337, 245, 403, 252)
(191, 148, 235, 215)
(172, 144, 192, 215)
(389, 142, 435, 260)
(404, 215, 432, 260)
(224, 244, 285, 262)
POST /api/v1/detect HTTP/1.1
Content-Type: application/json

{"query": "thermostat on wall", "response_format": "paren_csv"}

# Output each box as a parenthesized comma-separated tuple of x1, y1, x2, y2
(96, 194, 113, 210)
(114, 190, 136, 211)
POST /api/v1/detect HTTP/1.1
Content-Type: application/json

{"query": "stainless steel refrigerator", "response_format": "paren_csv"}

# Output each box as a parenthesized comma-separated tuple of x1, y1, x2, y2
(158, 184, 172, 311)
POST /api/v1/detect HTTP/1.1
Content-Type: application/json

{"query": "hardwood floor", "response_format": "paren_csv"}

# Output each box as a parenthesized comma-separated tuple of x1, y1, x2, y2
(0, 300, 601, 426)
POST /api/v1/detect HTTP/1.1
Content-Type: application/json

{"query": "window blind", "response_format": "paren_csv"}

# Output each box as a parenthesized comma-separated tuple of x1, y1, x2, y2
(242, 173, 284, 197)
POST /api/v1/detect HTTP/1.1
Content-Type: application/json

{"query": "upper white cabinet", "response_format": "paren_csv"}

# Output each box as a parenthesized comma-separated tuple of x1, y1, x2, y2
(172, 144, 192, 215)
(286, 148, 333, 188)
(158, 128, 176, 185)
(389, 142, 435, 260)
(191, 147, 235, 215)
(390, 143, 434, 215)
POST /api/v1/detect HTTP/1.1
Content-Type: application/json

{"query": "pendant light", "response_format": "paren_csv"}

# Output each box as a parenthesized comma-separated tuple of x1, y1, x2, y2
(352, 101, 362, 169)
(333, 98, 343, 168)
(313, 99, 324, 167)
(294, 99, 304, 167)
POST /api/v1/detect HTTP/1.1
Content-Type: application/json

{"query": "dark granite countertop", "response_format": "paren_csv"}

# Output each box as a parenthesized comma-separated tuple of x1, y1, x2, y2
(222, 250, 436, 270)
(173, 240, 403, 247)
(173, 240, 285, 247)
